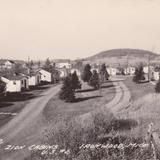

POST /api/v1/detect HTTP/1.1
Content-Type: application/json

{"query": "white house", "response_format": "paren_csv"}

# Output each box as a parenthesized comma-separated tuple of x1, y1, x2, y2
(151, 71, 159, 81)
(124, 66, 136, 75)
(1, 75, 29, 92)
(27, 72, 41, 87)
(55, 62, 71, 69)
(107, 67, 117, 76)
(39, 69, 52, 83)
(0, 60, 15, 70)
(58, 68, 70, 79)
(143, 66, 154, 74)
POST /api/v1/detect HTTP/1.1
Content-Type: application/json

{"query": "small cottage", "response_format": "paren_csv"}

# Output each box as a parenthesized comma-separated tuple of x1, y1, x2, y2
(39, 69, 52, 83)
(124, 66, 136, 75)
(107, 67, 117, 76)
(58, 68, 70, 79)
(0, 60, 15, 70)
(1, 74, 29, 92)
(27, 72, 41, 87)
(151, 71, 159, 81)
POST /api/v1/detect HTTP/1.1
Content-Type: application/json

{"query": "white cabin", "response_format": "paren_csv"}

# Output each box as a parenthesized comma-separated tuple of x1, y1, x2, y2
(107, 67, 117, 76)
(0, 60, 15, 70)
(56, 62, 71, 69)
(1, 75, 29, 92)
(124, 67, 136, 75)
(28, 72, 41, 86)
(39, 69, 52, 83)
(151, 71, 159, 81)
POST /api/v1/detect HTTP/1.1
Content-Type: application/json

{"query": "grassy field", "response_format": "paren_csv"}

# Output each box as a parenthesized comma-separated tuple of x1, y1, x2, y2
(43, 81, 115, 123)
(0, 85, 54, 128)
(124, 76, 155, 101)
(29, 79, 157, 160)
(119, 76, 159, 138)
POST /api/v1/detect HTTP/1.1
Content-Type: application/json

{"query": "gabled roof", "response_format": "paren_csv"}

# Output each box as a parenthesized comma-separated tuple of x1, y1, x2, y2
(7, 60, 15, 64)
(2, 74, 26, 80)
(39, 69, 52, 74)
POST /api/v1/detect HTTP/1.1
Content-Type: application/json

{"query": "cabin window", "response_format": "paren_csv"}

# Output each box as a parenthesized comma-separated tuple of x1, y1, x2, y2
(21, 80, 23, 85)
(13, 81, 16, 85)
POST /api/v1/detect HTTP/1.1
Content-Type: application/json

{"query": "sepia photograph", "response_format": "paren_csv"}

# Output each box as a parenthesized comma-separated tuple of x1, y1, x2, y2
(0, 0, 160, 159)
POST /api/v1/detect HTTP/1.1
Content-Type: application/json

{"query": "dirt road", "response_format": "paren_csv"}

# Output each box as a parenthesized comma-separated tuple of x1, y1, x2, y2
(0, 78, 131, 160)
(79, 77, 131, 125)
(108, 77, 131, 114)
(0, 84, 61, 160)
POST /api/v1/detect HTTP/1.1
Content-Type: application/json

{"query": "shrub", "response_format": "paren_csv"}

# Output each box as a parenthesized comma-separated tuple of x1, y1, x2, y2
(155, 80, 160, 93)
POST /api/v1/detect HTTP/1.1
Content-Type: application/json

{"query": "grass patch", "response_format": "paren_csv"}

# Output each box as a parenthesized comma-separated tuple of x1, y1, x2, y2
(43, 81, 115, 123)
(124, 76, 155, 101)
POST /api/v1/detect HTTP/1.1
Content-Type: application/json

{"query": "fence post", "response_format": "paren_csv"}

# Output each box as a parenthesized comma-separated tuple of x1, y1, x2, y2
(146, 123, 157, 160)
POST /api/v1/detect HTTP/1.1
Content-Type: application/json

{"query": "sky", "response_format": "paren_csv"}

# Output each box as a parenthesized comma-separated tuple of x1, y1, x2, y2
(0, 0, 160, 60)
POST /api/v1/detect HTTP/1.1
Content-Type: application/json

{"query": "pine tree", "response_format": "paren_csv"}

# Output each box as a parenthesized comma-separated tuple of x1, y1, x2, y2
(0, 79, 6, 94)
(71, 71, 81, 90)
(89, 70, 100, 89)
(155, 79, 160, 93)
(82, 64, 92, 83)
(44, 58, 52, 72)
(59, 74, 75, 102)
(99, 63, 109, 82)
(133, 65, 145, 83)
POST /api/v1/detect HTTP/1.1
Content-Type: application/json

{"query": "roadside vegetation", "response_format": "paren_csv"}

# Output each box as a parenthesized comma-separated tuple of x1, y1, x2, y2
(155, 79, 160, 93)
(28, 109, 153, 160)
(28, 65, 157, 159)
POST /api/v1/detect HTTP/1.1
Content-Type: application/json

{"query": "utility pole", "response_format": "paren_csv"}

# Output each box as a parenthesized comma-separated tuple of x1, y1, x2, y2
(148, 53, 150, 82)
(98, 61, 102, 96)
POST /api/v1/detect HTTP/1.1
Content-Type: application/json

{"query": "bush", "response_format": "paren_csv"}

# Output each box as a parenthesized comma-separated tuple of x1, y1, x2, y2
(155, 80, 160, 93)
(0, 79, 6, 94)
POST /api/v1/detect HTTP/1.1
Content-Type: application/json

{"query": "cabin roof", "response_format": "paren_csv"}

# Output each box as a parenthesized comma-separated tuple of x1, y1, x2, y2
(2, 74, 25, 80)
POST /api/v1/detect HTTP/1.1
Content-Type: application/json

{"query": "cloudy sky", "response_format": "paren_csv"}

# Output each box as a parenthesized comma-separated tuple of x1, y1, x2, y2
(0, 0, 160, 60)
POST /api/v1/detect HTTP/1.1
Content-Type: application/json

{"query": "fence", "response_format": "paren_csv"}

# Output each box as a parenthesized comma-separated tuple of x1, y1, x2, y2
(147, 123, 160, 160)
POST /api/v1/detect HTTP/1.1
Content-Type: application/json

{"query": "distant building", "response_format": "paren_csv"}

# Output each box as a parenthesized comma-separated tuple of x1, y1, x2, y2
(1, 74, 29, 92)
(39, 69, 52, 83)
(27, 72, 41, 87)
(53, 59, 71, 69)
(107, 67, 117, 76)
(124, 66, 136, 75)
(151, 71, 160, 81)
(143, 66, 154, 74)
(58, 68, 70, 79)
(0, 60, 16, 70)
